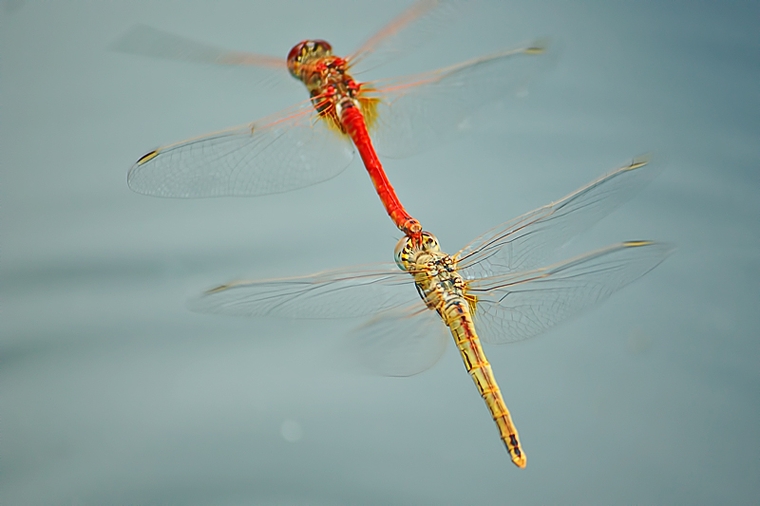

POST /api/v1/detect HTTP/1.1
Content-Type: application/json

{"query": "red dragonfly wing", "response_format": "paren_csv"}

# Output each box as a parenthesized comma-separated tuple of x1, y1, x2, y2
(465, 241, 673, 345)
(127, 100, 356, 197)
(362, 41, 548, 159)
(111, 23, 286, 68)
(455, 157, 662, 281)
(112, 0, 458, 75)
(111, 24, 296, 93)
(348, 0, 461, 74)
(190, 263, 449, 376)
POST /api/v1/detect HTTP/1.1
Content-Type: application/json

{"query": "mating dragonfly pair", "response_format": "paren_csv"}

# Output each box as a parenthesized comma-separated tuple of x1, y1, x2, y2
(119, 0, 670, 468)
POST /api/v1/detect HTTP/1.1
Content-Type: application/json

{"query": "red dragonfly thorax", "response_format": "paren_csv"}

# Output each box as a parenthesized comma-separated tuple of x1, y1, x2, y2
(286, 39, 366, 130)
(286, 40, 351, 93)
(284, 39, 418, 238)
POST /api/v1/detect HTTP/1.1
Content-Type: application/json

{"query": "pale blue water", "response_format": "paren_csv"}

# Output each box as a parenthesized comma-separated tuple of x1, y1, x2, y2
(2, 1, 759, 504)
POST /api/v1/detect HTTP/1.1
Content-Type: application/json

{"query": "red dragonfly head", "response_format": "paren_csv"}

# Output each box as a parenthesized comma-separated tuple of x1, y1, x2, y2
(287, 40, 333, 79)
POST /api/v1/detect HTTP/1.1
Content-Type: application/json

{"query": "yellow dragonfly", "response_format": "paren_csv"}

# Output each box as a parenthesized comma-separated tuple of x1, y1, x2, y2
(189, 158, 671, 468)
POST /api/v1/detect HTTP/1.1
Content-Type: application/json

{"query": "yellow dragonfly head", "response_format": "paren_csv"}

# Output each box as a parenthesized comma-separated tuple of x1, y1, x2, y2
(395, 232, 441, 272)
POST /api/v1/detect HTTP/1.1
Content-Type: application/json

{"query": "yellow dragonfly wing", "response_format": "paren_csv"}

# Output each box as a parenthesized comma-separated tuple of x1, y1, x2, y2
(466, 241, 673, 345)
(347, 306, 449, 377)
(188, 158, 670, 371)
(189, 263, 415, 318)
(189, 264, 449, 377)
(455, 157, 662, 280)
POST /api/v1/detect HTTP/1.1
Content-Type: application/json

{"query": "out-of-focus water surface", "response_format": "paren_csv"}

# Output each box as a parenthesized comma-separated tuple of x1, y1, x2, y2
(2, 0, 758, 504)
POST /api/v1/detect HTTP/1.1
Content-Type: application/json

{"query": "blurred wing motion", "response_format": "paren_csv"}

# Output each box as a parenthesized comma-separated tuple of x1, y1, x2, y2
(127, 102, 355, 197)
(348, 0, 462, 73)
(113, 1, 458, 72)
(366, 41, 548, 159)
(111, 24, 287, 68)
(192, 158, 671, 371)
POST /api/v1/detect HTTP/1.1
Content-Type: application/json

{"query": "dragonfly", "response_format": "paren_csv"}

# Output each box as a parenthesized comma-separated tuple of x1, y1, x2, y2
(188, 158, 672, 468)
(115, 0, 546, 236)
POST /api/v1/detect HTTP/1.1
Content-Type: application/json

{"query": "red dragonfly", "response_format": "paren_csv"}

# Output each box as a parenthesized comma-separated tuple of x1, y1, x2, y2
(116, 0, 546, 237)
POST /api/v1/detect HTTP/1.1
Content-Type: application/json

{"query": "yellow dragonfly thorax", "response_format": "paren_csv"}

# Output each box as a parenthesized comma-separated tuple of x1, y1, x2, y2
(395, 232, 472, 317)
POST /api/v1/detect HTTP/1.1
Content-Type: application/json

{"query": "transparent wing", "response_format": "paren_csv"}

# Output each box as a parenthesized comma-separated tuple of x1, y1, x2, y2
(363, 41, 548, 159)
(188, 263, 421, 319)
(191, 261, 449, 377)
(467, 241, 673, 345)
(346, 306, 450, 377)
(111, 24, 287, 68)
(348, 0, 463, 74)
(455, 157, 661, 280)
(127, 101, 356, 197)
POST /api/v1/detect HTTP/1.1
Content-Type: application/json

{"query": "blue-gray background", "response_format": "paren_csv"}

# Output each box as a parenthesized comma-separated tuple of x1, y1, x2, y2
(2, 1, 758, 504)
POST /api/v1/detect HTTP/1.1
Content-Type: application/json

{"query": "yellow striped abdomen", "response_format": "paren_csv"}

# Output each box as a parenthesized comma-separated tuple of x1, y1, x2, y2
(394, 231, 525, 467)
(443, 299, 527, 468)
